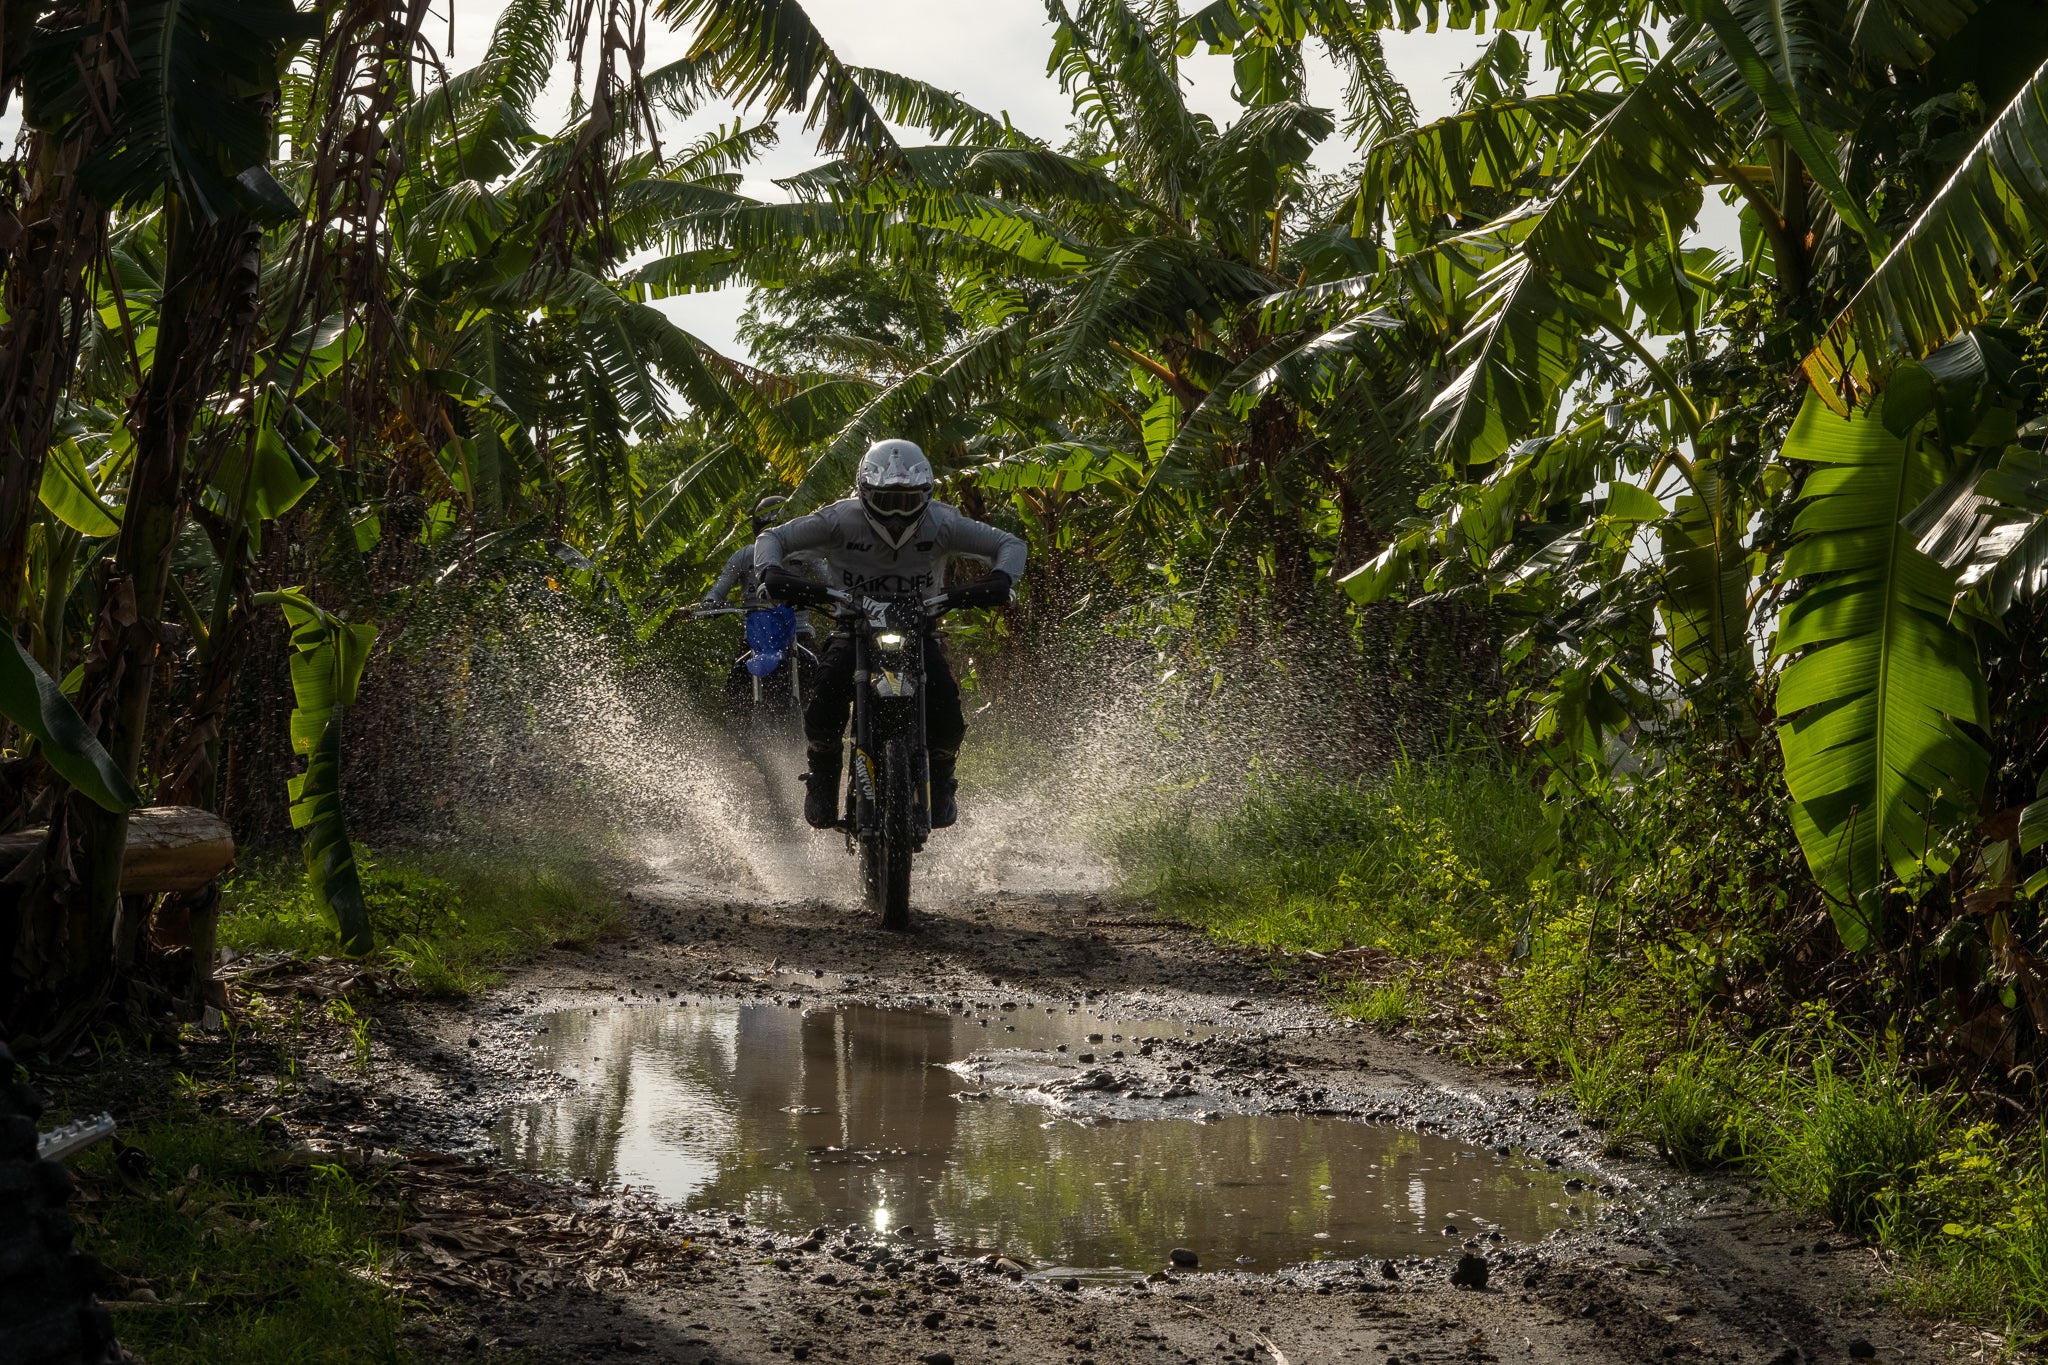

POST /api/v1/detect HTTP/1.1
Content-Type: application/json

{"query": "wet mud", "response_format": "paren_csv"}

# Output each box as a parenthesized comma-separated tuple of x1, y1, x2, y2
(352, 829, 1969, 1364)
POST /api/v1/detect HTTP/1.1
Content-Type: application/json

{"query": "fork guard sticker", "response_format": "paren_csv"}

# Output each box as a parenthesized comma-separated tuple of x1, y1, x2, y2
(853, 751, 877, 801)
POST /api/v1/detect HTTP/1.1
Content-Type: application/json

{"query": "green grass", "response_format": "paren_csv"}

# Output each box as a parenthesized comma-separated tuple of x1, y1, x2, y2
(220, 845, 623, 995)
(41, 843, 624, 1362)
(1109, 751, 1548, 960)
(70, 1105, 407, 1364)
(46, 848, 621, 1362)
(1333, 976, 1418, 1027)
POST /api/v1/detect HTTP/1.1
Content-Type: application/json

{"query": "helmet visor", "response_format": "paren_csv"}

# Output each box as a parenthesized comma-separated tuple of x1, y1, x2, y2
(863, 486, 929, 517)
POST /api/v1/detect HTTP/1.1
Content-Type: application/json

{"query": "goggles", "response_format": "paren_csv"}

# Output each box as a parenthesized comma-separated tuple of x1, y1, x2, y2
(862, 485, 930, 516)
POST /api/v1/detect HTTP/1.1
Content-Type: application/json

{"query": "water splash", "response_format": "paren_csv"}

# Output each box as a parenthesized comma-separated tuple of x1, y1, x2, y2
(418, 596, 1415, 909)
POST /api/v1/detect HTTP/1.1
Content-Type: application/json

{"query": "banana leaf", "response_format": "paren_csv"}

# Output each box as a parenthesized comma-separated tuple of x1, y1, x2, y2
(0, 629, 140, 813)
(1772, 396, 1989, 949)
(264, 589, 377, 956)
(38, 437, 122, 537)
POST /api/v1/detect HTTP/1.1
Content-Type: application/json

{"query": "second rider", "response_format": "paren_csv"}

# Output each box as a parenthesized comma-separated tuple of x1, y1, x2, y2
(754, 439, 1026, 831)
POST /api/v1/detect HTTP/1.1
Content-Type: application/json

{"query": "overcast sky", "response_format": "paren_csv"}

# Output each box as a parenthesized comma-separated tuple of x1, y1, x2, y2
(438, 0, 1498, 361)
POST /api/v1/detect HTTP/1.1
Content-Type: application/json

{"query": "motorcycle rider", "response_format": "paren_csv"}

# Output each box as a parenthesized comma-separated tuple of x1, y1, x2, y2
(702, 495, 820, 619)
(754, 439, 1025, 831)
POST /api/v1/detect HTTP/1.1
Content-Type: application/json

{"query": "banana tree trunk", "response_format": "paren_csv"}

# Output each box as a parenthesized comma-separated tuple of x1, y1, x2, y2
(70, 202, 259, 984)
(0, 50, 116, 624)
(153, 516, 255, 1008)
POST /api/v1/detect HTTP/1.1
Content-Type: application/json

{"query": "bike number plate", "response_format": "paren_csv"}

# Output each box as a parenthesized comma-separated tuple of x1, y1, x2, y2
(871, 670, 916, 697)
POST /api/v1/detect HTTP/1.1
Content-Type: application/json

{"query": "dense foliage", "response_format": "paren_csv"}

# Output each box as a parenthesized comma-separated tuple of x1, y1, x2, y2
(2, 0, 2048, 1144)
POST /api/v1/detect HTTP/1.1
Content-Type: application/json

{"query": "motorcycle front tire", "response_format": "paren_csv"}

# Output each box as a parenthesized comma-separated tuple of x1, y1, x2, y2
(878, 738, 914, 931)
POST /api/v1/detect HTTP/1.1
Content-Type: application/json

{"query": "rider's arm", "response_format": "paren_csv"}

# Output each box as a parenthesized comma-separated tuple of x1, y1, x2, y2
(753, 507, 836, 572)
(703, 545, 753, 604)
(944, 512, 1028, 580)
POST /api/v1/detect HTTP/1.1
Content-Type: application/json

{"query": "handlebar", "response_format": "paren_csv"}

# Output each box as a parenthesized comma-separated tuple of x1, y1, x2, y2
(758, 568, 1011, 619)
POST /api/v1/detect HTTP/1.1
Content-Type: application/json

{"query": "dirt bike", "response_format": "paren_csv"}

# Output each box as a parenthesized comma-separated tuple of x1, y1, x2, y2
(764, 574, 1007, 930)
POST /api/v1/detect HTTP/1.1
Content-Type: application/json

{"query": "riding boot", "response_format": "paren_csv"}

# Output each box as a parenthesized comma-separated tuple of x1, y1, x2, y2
(929, 749, 959, 829)
(801, 744, 842, 829)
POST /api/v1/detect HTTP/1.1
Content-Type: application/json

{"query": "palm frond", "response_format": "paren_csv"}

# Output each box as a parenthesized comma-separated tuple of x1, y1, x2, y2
(1677, 0, 1881, 251)
(1322, 27, 1418, 147)
(1041, 237, 1272, 375)
(1417, 57, 1721, 467)
(623, 249, 760, 299)
(481, 0, 564, 112)
(1660, 464, 1751, 685)
(1807, 55, 2048, 394)
(666, 118, 781, 182)
(31, 0, 317, 218)
(656, 0, 901, 163)
(1454, 32, 1531, 111)
(1913, 434, 2048, 612)
(1358, 91, 1621, 235)
(1134, 309, 1401, 528)
(642, 437, 769, 545)
(788, 317, 1033, 510)
(1199, 100, 1335, 234)
(849, 67, 1040, 147)
(1421, 251, 1586, 470)
(1675, 0, 1849, 126)
(779, 145, 1132, 210)
(1047, 0, 1204, 210)
(973, 441, 1146, 495)
(1850, 0, 1980, 68)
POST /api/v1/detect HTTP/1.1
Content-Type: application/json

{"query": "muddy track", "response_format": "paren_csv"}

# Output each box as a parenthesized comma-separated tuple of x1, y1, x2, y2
(359, 866, 1968, 1364)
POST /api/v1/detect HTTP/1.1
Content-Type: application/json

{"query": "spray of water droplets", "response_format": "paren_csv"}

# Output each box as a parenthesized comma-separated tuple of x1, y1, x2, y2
(408, 595, 1430, 910)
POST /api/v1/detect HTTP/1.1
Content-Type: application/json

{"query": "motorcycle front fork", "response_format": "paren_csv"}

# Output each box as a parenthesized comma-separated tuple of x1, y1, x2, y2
(845, 634, 930, 847)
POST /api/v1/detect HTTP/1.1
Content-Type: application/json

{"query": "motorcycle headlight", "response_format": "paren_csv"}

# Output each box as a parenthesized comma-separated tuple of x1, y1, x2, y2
(875, 631, 905, 647)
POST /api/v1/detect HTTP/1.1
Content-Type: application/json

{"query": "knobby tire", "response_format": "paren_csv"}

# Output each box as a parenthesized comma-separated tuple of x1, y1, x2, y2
(858, 750, 883, 913)
(880, 738, 913, 931)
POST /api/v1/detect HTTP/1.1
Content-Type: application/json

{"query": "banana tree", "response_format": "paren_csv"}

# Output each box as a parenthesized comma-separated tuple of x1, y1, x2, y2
(649, 0, 1425, 633)
(1178, 1, 2048, 954)
(1, 0, 317, 1021)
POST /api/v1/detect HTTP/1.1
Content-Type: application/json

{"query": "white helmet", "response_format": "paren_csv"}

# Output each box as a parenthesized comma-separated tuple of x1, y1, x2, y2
(855, 438, 933, 549)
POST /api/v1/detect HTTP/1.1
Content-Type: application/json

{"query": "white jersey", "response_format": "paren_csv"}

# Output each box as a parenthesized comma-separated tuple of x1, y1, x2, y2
(705, 544, 826, 610)
(753, 498, 1027, 599)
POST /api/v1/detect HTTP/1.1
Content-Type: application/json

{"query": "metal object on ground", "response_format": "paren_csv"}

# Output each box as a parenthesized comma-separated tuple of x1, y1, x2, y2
(36, 1113, 116, 1163)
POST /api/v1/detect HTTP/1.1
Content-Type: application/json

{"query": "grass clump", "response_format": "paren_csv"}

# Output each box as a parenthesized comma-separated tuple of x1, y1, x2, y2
(71, 1108, 405, 1363)
(1335, 977, 1417, 1028)
(1111, 750, 1547, 960)
(221, 845, 622, 994)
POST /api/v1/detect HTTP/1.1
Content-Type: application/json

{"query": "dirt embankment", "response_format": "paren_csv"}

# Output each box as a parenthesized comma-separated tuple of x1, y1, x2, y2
(253, 855, 1975, 1365)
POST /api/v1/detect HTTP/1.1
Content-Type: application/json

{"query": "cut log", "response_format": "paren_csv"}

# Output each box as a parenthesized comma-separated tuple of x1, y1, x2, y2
(120, 807, 236, 893)
(0, 806, 235, 893)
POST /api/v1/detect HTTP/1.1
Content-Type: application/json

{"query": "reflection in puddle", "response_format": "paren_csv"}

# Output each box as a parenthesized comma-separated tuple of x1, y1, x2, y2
(495, 1005, 1598, 1273)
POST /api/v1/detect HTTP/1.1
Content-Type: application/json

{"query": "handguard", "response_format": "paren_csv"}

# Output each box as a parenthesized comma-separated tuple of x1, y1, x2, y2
(760, 564, 832, 607)
(943, 570, 1013, 610)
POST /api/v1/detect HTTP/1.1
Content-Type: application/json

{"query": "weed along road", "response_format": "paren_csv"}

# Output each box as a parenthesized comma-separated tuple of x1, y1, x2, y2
(335, 867, 1946, 1365)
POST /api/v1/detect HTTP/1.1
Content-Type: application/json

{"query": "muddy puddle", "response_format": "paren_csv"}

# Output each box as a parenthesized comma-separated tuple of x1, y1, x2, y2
(495, 1004, 1600, 1277)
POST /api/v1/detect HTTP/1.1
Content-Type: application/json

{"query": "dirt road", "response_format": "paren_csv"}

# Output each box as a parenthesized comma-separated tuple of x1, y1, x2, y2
(340, 851, 1975, 1365)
